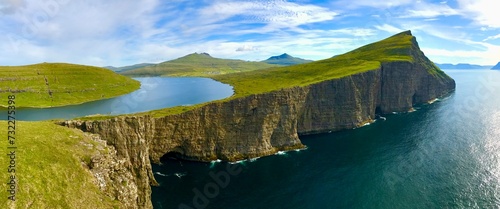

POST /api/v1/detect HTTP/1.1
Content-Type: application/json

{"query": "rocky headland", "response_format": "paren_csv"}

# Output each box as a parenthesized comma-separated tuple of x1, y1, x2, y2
(59, 31, 455, 208)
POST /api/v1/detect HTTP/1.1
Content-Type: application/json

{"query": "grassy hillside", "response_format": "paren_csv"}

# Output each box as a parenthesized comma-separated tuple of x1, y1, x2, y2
(261, 53, 313, 66)
(84, 31, 449, 119)
(0, 63, 141, 108)
(122, 53, 279, 77)
(213, 30, 444, 97)
(1, 121, 122, 208)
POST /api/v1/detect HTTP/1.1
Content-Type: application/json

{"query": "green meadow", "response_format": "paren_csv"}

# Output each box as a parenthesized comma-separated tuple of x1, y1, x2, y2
(0, 63, 140, 108)
(1, 121, 121, 209)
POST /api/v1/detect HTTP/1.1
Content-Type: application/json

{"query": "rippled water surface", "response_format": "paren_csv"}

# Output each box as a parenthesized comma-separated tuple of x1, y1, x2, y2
(152, 70, 500, 209)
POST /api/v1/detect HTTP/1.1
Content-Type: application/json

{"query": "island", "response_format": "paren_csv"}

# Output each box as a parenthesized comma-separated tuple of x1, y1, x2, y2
(58, 31, 455, 208)
(435, 63, 493, 70)
(492, 62, 500, 70)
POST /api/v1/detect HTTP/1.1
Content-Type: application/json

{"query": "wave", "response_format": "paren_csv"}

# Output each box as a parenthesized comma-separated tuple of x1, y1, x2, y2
(249, 157, 260, 162)
(295, 147, 308, 152)
(427, 98, 439, 104)
(174, 172, 186, 178)
(229, 160, 247, 165)
(275, 151, 286, 155)
(154, 172, 168, 177)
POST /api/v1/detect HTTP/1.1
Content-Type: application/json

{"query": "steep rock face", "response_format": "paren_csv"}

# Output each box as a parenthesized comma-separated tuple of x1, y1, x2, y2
(61, 60, 455, 208)
(66, 117, 157, 209)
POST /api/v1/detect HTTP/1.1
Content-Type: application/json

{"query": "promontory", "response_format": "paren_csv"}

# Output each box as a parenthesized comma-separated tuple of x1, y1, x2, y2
(61, 30, 456, 208)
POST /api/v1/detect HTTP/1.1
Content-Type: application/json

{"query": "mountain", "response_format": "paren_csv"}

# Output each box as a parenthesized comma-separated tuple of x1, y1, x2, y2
(436, 63, 492, 69)
(261, 53, 312, 66)
(122, 53, 279, 77)
(104, 63, 154, 73)
(492, 62, 500, 70)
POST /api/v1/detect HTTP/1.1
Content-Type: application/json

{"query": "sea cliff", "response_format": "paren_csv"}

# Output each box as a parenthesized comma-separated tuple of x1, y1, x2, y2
(60, 31, 455, 208)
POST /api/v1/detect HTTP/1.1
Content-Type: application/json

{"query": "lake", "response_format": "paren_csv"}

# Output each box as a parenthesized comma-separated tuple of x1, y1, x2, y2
(5, 77, 233, 121)
(151, 70, 500, 209)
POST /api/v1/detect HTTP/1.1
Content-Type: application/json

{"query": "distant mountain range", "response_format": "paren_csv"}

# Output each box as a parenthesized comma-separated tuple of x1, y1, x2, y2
(492, 62, 500, 70)
(104, 63, 154, 72)
(435, 63, 493, 70)
(261, 53, 312, 66)
(121, 53, 280, 77)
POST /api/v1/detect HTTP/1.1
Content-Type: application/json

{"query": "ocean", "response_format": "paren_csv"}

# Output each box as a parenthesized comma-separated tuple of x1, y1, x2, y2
(152, 70, 500, 209)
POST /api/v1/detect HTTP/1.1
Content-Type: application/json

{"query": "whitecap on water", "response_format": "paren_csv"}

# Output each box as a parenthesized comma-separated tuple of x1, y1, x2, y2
(229, 160, 247, 165)
(249, 157, 260, 162)
(427, 98, 439, 104)
(174, 173, 186, 178)
(154, 172, 168, 177)
(295, 147, 308, 152)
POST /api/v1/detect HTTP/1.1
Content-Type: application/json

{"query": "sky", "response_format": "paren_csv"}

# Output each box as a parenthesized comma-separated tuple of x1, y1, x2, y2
(0, 0, 499, 67)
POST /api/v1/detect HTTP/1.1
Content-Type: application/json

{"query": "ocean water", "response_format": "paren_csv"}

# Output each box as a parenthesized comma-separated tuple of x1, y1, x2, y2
(152, 70, 500, 209)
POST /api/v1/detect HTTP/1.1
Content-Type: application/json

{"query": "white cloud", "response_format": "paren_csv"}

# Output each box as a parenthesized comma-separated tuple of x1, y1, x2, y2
(0, 0, 26, 14)
(199, 0, 337, 29)
(457, 0, 500, 28)
(375, 24, 404, 34)
(334, 0, 413, 9)
(236, 45, 259, 52)
(422, 45, 500, 65)
(484, 34, 500, 41)
(401, 2, 459, 18)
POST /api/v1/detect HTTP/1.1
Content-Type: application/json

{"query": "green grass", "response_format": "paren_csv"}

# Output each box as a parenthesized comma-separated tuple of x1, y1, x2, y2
(122, 53, 280, 77)
(82, 31, 451, 119)
(0, 63, 140, 108)
(1, 121, 122, 208)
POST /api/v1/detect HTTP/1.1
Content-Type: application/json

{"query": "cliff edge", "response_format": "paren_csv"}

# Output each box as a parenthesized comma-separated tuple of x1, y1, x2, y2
(60, 31, 455, 208)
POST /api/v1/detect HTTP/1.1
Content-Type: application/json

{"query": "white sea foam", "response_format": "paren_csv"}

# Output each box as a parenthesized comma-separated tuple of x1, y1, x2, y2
(275, 151, 286, 155)
(174, 173, 186, 178)
(154, 172, 168, 177)
(229, 160, 247, 165)
(210, 159, 222, 163)
(249, 157, 260, 162)
(295, 147, 308, 152)
(427, 98, 439, 104)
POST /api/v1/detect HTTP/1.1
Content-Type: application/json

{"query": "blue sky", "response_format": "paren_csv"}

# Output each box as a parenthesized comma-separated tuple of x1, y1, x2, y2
(0, 0, 499, 66)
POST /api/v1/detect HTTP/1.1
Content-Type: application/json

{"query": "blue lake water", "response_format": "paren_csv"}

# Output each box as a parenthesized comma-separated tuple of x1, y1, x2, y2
(152, 70, 500, 209)
(5, 77, 233, 121)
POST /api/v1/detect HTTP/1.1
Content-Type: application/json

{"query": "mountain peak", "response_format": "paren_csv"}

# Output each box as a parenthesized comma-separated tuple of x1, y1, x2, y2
(268, 53, 293, 60)
(262, 53, 312, 66)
